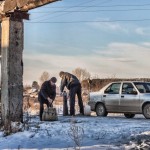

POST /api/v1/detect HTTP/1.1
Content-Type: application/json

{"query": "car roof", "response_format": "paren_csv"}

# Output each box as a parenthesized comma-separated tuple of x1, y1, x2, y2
(110, 81, 150, 84)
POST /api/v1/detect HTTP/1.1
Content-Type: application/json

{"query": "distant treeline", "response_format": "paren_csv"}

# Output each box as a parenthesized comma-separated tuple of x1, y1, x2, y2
(81, 78, 150, 92)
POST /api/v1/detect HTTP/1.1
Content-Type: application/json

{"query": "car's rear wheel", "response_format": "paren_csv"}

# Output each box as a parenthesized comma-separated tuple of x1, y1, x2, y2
(143, 104, 150, 119)
(124, 113, 135, 118)
(96, 103, 108, 116)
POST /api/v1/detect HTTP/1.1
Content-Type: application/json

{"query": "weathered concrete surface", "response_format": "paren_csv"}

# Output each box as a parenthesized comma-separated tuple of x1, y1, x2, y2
(0, 23, 1, 55)
(1, 17, 23, 126)
(0, 0, 59, 14)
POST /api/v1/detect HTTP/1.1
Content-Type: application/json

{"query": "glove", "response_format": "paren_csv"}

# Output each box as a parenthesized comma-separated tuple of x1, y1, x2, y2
(47, 97, 52, 103)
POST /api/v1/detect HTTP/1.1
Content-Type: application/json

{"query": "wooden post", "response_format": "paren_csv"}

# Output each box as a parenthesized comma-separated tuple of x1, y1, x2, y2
(1, 11, 29, 129)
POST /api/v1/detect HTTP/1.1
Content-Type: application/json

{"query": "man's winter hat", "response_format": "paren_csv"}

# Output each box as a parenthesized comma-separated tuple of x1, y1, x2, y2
(59, 71, 64, 77)
(50, 77, 57, 83)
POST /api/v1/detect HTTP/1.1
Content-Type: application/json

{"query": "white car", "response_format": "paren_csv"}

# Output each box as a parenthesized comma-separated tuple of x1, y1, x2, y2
(88, 81, 150, 119)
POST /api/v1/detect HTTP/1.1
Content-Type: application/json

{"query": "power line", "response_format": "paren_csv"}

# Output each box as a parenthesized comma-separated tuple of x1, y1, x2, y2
(31, 8, 150, 13)
(25, 18, 150, 24)
(32, 0, 97, 20)
(42, 3, 150, 8)
(31, 0, 113, 21)
(34, 0, 113, 22)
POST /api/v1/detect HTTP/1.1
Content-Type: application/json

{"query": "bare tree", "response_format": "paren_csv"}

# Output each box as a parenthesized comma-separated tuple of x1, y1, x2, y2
(39, 71, 50, 85)
(72, 68, 91, 82)
(68, 118, 84, 150)
(91, 74, 99, 79)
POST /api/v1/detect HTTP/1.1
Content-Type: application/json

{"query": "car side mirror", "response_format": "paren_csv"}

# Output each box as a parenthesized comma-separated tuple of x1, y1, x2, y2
(104, 89, 113, 94)
(104, 90, 109, 94)
(130, 91, 138, 95)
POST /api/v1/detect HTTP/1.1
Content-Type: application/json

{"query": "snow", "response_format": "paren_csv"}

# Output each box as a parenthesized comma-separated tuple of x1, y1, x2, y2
(0, 113, 150, 150)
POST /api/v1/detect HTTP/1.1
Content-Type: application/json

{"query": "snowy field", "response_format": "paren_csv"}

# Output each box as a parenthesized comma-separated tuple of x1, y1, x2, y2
(0, 113, 150, 150)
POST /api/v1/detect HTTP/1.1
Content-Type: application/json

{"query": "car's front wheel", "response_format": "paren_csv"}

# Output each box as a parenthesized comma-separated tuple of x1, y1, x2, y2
(143, 103, 150, 119)
(96, 103, 108, 116)
(124, 113, 135, 118)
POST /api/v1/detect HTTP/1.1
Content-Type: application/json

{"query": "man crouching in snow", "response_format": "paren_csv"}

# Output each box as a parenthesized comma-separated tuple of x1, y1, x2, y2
(38, 77, 57, 121)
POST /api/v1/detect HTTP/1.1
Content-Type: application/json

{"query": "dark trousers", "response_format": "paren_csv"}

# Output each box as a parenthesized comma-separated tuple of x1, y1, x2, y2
(39, 97, 50, 120)
(69, 85, 84, 116)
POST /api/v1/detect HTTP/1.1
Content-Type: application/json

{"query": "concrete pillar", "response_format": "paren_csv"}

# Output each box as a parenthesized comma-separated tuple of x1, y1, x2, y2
(1, 16, 23, 127)
(0, 23, 1, 55)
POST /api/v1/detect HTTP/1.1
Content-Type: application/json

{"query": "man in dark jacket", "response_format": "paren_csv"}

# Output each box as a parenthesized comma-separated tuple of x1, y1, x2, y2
(59, 71, 84, 116)
(38, 77, 57, 121)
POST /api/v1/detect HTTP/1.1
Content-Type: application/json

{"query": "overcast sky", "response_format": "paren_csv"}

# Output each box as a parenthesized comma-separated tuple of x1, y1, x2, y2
(23, 0, 150, 85)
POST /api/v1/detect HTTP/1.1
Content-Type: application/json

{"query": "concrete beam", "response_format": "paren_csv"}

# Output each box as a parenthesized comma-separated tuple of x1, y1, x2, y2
(0, 0, 60, 13)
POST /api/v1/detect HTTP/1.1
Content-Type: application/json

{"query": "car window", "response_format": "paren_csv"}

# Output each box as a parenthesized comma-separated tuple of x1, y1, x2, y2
(122, 83, 137, 94)
(135, 85, 146, 93)
(105, 83, 121, 94)
(147, 84, 150, 93)
(134, 82, 150, 93)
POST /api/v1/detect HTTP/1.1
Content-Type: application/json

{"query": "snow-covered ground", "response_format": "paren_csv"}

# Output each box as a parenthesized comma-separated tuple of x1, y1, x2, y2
(0, 113, 150, 150)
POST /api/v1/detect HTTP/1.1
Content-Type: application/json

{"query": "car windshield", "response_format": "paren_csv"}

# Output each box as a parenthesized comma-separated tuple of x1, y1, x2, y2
(134, 82, 150, 93)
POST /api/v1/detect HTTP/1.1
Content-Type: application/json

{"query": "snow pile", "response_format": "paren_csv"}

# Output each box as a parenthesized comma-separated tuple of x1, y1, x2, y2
(125, 131, 150, 149)
(0, 114, 150, 149)
(10, 122, 24, 133)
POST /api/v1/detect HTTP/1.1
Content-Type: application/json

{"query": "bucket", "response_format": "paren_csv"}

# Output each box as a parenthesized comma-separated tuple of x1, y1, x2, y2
(42, 107, 58, 121)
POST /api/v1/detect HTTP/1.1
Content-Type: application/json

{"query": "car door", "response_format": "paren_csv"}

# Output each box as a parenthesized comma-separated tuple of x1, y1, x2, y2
(102, 83, 121, 112)
(120, 82, 140, 112)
